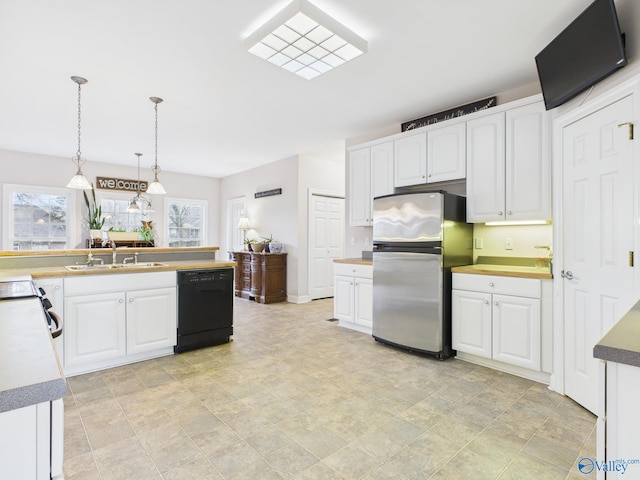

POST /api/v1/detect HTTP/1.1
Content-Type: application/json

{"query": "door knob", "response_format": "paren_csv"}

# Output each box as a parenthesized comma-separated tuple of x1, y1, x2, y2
(561, 270, 574, 280)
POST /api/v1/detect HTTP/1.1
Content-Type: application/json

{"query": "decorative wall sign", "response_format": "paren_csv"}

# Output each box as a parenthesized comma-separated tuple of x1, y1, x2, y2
(255, 188, 282, 199)
(95, 176, 148, 193)
(401, 96, 497, 131)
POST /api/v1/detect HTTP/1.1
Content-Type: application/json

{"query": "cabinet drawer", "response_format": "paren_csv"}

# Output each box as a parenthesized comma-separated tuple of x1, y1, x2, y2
(333, 262, 372, 279)
(452, 273, 540, 298)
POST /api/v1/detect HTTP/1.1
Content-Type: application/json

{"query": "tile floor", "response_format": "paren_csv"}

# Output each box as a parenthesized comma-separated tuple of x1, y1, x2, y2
(62, 297, 596, 480)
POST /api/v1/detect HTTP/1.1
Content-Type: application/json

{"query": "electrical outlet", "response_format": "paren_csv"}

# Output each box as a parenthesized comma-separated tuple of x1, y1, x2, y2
(364, 237, 370, 246)
(505, 237, 514, 250)
(475, 238, 483, 249)
(351, 237, 355, 246)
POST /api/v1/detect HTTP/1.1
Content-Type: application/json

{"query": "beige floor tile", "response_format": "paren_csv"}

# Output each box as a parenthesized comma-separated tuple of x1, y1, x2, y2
(63, 297, 595, 480)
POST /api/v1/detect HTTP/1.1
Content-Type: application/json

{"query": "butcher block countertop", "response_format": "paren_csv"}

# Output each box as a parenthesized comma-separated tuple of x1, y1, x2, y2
(334, 258, 373, 266)
(451, 264, 553, 280)
(3, 260, 237, 279)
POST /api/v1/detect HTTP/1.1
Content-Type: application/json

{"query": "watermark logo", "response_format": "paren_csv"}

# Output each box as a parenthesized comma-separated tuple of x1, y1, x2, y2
(578, 457, 640, 475)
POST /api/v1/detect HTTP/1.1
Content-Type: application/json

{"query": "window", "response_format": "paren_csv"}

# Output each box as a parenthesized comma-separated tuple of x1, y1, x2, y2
(165, 198, 206, 247)
(99, 193, 146, 232)
(3, 184, 76, 250)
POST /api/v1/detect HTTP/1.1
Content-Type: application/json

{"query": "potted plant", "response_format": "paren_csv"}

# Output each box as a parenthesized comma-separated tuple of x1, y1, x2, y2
(261, 234, 273, 253)
(244, 237, 256, 251)
(83, 184, 105, 240)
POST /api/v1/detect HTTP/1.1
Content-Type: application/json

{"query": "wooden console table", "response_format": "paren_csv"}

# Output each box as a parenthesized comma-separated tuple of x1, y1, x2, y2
(230, 252, 287, 304)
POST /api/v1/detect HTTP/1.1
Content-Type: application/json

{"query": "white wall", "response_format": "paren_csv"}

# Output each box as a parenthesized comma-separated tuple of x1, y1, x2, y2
(0, 148, 221, 249)
(220, 152, 344, 302)
(473, 224, 553, 260)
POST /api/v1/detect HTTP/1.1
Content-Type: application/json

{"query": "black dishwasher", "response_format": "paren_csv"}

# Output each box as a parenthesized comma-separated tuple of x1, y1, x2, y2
(175, 268, 234, 353)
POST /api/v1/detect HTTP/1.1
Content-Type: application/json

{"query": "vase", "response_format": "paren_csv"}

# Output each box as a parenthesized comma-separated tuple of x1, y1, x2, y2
(90, 229, 103, 241)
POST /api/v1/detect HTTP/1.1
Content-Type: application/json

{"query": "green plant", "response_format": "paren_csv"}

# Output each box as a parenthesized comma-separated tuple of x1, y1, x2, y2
(244, 237, 256, 245)
(108, 226, 126, 232)
(82, 184, 105, 230)
(261, 234, 274, 244)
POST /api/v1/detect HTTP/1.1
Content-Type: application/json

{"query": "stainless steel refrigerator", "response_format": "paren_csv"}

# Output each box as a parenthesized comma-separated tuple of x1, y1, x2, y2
(372, 191, 472, 359)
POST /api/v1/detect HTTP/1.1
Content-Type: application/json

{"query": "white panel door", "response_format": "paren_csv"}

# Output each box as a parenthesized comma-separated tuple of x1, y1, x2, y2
(309, 194, 344, 300)
(562, 95, 635, 414)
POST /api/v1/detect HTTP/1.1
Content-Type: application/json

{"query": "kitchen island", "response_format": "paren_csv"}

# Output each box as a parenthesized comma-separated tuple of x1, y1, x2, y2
(0, 290, 66, 479)
(593, 299, 640, 479)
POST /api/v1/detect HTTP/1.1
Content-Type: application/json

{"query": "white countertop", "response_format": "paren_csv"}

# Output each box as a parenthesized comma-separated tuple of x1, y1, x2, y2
(0, 298, 66, 412)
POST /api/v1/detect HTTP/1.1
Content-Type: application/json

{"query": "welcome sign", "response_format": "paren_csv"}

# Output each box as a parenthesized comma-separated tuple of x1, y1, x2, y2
(95, 176, 148, 193)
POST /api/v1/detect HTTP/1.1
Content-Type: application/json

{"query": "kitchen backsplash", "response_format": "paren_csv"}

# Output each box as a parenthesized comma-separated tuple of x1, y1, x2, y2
(472, 223, 553, 261)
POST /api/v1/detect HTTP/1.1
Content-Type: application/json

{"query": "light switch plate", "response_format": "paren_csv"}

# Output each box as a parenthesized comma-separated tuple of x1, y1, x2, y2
(475, 238, 483, 249)
(505, 237, 514, 250)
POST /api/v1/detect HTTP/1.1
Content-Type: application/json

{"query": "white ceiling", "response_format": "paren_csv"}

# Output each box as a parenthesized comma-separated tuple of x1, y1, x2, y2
(0, 0, 591, 179)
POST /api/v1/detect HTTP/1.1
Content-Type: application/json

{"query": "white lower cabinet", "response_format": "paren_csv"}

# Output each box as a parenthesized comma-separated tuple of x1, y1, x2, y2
(452, 273, 545, 377)
(64, 272, 176, 375)
(0, 400, 59, 480)
(334, 263, 373, 334)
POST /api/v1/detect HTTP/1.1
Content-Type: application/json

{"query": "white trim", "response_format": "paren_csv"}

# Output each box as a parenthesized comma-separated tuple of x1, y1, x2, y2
(551, 73, 640, 395)
(226, 197, 246, 254)
(2, 183, 77, 250)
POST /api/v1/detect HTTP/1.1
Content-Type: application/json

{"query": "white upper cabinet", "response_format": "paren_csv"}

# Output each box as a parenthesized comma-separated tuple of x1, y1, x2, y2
(427, 122, 466, 183)
(466, 112, 506, 222)
(349, 147, 371, 226)
(349, 142, 394, 227)
(394, 132, 427, 187)
(466, 100, 550, 223)
(370, 141, 394, 200)
(505, 101, 551, 221)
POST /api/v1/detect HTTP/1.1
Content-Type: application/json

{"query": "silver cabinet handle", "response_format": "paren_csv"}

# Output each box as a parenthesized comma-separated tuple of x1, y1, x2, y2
(498, 211, 503, 216)
(489, 282, 495, 287)
(129, 298, 134, 303)
(119, 298, 124, 303)
(561, 270, 574, 280)
(507, 211, 512, 215)
(484, 300, 489, 305)
(494, 301, 499, 306)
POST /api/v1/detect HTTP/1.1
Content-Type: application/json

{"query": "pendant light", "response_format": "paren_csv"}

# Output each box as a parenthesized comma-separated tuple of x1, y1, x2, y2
(66, 76, 92, 189)
(146, 97, 166, 194)
(126, 153, 155, 214)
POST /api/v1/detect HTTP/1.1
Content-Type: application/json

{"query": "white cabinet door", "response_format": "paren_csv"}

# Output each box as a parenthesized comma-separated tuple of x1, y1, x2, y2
(452, 289, 492, 358)
(349, 147, 371, 226)
(126, 287, 177, 355)
(492, 294, 541, 370)
(64, 292, 126, 368)
(394, 132, 427, 187)
(506, 101, 551, 221)
(370, 141, 394, 201)
(354, 277, 373, 329)
(333, 275, 354, 322)
(427, 122, 466, 183)
(466, 112, 506, 222)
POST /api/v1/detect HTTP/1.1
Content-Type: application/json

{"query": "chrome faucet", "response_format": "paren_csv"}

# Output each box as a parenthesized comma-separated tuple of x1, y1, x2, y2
(102, 239, 118, 264)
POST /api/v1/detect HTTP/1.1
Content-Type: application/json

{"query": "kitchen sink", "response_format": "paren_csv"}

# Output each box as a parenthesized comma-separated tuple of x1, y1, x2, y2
(65, 262, 168, 271)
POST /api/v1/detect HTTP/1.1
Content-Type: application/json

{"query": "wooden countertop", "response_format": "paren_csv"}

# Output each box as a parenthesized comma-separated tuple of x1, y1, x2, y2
(594, 299, 640, 368)
(0, 298, 66, 412)
(0, 246, 220, 257)
(5, 260, 236, 279)
(334, 258, 373, 266)
(451, 264, 553, 280)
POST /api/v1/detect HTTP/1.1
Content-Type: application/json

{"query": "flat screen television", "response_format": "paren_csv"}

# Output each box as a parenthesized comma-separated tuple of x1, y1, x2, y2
(535, 0, 627, 110)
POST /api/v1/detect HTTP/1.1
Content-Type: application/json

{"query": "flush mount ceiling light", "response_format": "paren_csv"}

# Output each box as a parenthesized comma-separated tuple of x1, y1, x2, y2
(246, 0, 367, 80)
(146, 97, 166, 195)
(66, 76, 92, 189)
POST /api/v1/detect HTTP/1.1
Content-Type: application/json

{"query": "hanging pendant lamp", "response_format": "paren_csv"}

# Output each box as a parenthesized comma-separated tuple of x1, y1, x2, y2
(146, 97, 166, 194)
(66, 76, 92, 189)
(126, 153, 145, 212)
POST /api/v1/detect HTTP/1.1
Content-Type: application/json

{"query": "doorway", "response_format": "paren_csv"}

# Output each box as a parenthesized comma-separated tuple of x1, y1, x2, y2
(308, 191, 345, 300)
(227, 197, 247, 254)
(557, 89, 637, 414)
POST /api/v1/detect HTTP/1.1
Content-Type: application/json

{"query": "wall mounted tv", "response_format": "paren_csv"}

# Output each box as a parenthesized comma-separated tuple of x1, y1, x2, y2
(535, 0, 627, 110)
